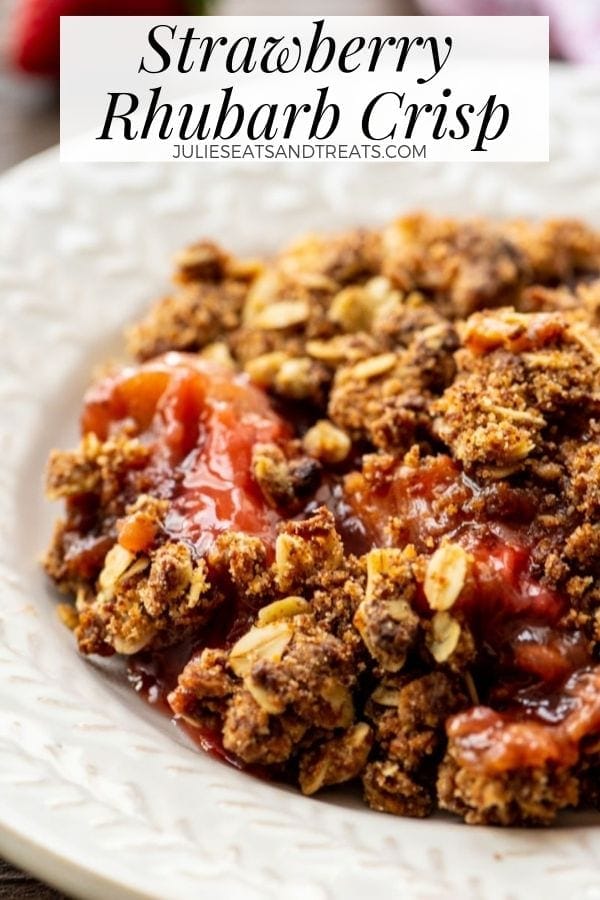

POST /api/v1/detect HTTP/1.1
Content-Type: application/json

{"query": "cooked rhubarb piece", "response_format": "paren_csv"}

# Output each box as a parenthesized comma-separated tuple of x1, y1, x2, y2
(82, 353, 290, 548)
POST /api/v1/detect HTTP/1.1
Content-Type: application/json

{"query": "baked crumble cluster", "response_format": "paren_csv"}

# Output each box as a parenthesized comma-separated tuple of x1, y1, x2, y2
(44, 214, 600, 826)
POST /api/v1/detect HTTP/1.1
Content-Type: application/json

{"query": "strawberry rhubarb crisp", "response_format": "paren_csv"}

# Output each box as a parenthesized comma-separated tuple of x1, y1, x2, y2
(44, 214, 600, 825)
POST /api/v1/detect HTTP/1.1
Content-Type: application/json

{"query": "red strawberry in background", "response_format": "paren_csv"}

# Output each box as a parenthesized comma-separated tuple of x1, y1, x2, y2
(10, 0, 209, 78)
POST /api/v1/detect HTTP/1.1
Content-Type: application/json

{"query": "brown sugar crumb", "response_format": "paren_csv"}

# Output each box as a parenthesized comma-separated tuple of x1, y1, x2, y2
(299, 722, 373, 795)
(370, 672, 468, 766)
(127, 280, 248, 361)
(362, 671, 468, 817)
(381, 214, 531, 318)
(353, 547, 420, 672)
(437, 755, 578, 826)
(274, 508, 344, 593)
(44, 212, 600, 826)
(252, 443, 322, 510)
(171, 597, 360, 767)
(504, 218, 600, 285)
(173, 240, 234, 284)
(46, 433, 150, 505)
(168, 647, 235, 723)
(76, 541, 214, 656)
(363, 761, 433, 818)
(128, 240, 260, 360)
(222, 690, 308, 765)
(432, 308, 600, 477)
(328, 323, 458, 451)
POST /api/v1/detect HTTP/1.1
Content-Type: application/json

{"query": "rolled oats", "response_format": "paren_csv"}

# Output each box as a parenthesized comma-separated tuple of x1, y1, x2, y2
(299, 723, 373, 795)
(427, 611, 461, 663)
(424, 544, 471, 612)
(350, 353, 397, 381)
(302, 419, 351, 464)
(257, 596, 311, 625)
(229, 620, 294, 678)
(274, 357, 316, 399)
(252, 300, 310, 330)
(244, 351, 289, 387)
(199, 341, 235, 369)
(98, 544, 136, 598)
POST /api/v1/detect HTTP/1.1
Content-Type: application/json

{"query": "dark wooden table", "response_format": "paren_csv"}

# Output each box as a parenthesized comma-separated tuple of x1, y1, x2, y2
(0, 0, 415, 895)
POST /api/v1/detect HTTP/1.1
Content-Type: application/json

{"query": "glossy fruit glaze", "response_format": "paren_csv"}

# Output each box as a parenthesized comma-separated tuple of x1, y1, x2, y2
(82, 352, 290, 555)
(345, 453, 599, 770)
(79, 354, 597, 772)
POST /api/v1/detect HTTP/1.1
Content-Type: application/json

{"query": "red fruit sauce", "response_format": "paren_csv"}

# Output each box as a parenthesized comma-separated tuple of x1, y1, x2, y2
(345, 454, 599, 768)
(78, 352, 293, 761)
(77, 354, 596, 770)
(82, 352, 290, 554)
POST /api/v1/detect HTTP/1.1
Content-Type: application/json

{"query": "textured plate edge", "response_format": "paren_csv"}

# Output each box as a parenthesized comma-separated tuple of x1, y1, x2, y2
(0, 817, 151, 900)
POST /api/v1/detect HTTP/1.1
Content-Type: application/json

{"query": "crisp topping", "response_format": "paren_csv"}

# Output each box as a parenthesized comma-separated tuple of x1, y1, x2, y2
(45, 213, 600, 825)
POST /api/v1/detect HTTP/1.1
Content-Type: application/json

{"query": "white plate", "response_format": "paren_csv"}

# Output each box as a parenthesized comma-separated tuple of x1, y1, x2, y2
(2, 67, 600, 900)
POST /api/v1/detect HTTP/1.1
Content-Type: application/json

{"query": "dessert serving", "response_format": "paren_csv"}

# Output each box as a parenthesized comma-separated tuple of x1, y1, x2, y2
(44, 213, 600, 826)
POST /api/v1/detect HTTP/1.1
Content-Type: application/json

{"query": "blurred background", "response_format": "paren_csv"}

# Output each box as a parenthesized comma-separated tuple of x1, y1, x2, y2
(1, 0, 412, 172)
(1, 0, 599, 175)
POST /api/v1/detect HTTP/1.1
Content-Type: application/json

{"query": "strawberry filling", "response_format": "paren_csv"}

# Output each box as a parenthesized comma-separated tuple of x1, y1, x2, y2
(82, 352, 290, 554)
(344, 453, 597, 770)
(80, 361, 596, 774)
(448, 668, 600, 774)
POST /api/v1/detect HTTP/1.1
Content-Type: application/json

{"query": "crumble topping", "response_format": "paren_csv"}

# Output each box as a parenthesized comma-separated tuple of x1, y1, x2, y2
(45, 213, 600, 825)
